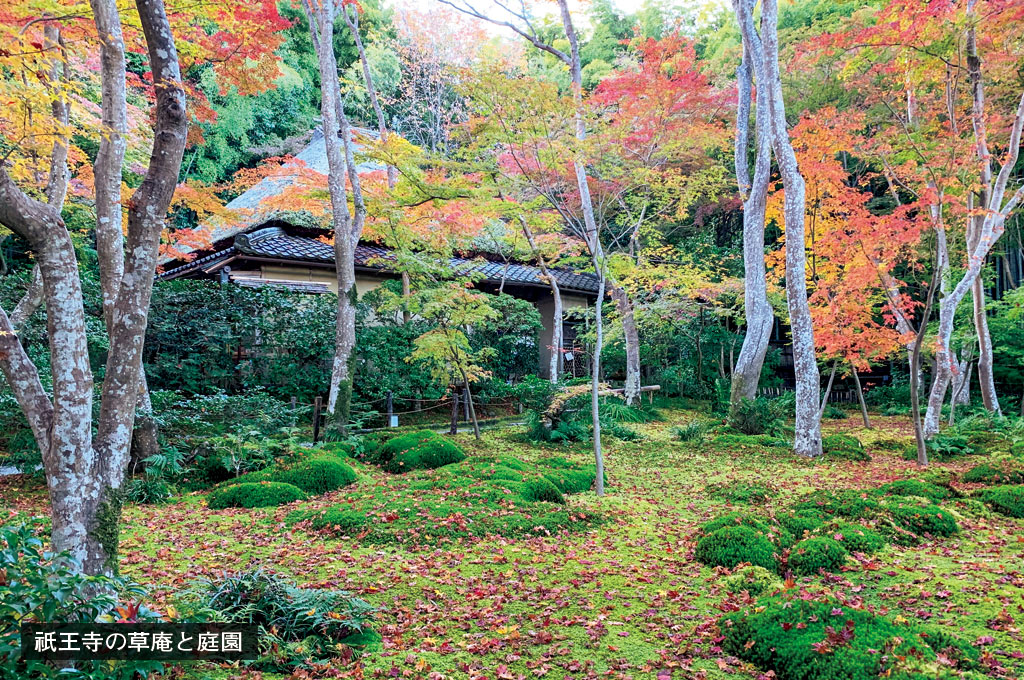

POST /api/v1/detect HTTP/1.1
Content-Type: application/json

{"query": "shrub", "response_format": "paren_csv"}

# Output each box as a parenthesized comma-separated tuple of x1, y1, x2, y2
(208, 482, 307, 509)
(975, 485, 1024, 518)
(708, 480, 775, 504)
(728, 398, 782, 435)
(722, 594, 978, 680)
(793, 489, 881, 520)
(1, 524, 163, 679)
(870, 436, 906, 452)
(787, 536, 848, 575)
(694, 526, 777, 571)
(886, 502, 959, 537)
(187, 568, 376, 670)
(874, 479, 951, 502)
(673, 421, 709, 443)
(379, 431, 466, 473)
(821, 434, 869, 461)
(723, 565, 780, 596)
(963, 462, 1024, 485)
(1011, 440, 1024, 458)
(822, 404, 848, 419)
(822, 521, 886, 555)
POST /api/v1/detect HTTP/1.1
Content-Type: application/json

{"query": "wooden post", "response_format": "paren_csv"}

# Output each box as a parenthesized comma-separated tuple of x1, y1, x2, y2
(386, 390, 394, 427)
(312, 396, 322, 443)
(462, 387, 470, 422)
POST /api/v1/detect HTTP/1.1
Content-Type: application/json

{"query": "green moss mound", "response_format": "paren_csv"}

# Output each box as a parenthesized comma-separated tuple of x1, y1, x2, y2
(208, 482, 307, 509)
(975, 485, 1024, 518)
(235, 457, 357, 495)
(788, 536, 848, 575)
(695, 526, 777, 571)
(306, 508, 369, 534)
(822, 433, 870, 461)
(708, 480, 774, 504)
(885, 502, 959, 537)
(793, 489, 881, 520)
(822, 521, 886, 555)
(537, 456, 597, 494)
(319, 441, 357, 458)
(379, 431, 466, 473)
(875, 479, 951, 502)
(723, 565, 780, 596)
(518, 475, 565, 504)
(963, 462, 1024, 485)
(776, 510, 826, 541)
(722, 594, 979, 680)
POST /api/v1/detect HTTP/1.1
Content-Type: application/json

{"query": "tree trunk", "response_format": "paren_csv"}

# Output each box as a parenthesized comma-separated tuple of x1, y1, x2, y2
(819, 361, 838, 420)
(520, 216, 562, 383)
(557, 0, 605, 494)
(730, 34, 774, 409)
(851, 367, 871, 428)
(736, 0, 821, 456)
(459, 369, 481, 440)
(304, 0, 364, 431)
(611, 285, 640, 405)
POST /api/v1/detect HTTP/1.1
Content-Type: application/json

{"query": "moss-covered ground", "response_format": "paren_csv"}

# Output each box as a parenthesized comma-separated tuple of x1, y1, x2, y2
(2, 407, 1022, 679)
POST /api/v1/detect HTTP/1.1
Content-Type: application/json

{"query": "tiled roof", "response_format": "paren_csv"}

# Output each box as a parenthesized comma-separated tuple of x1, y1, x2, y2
(163, 225, 601, 295)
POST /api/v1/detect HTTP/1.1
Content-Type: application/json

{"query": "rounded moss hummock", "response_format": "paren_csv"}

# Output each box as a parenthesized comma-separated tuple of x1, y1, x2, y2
(695, 526, 777, 571)
(788, 536, 849, 575)
(208, 481, 307, 509)
(380, 431, 466, 473)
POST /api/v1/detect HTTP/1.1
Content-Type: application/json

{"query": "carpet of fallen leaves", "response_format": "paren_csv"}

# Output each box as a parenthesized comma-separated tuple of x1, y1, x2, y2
(2, 409, 1022, 680)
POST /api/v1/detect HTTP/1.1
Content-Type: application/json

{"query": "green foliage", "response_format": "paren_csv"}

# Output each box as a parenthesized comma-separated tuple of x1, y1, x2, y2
(902, 433, 979, 461)
(962, 462, 1024, 485)
(235, 457, 358, 495)
(885, 502, 960, 537)
(822, 404, 848, 419)
(145, 282, 335, 400)
(821, 433, 869, 461)
(975, 485, 1024, 518)
(863, 378, 912, 409)
(793, 489, 881, 520)
(1, 524, 162, 679)
(186, 567, 377, 671)
(376, 430, 467, 473)
(787, 536, 848, 575)
(874, 479, 951, 502)
(124, 477, 174, 505)
(722, 594, 979, 680)
(207, 482, 308, 509)
(125, 447, 189, 504)
(708, 480, 775, 504)
(672, 420, 710, 443)
(822, 521, 886, 555)
(728, 397, 783, 435)
(695, 526, 778, 571)
(722, 565, 781, 596)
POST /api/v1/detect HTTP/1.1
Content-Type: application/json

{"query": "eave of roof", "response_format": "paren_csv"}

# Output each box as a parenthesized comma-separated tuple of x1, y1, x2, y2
(159, 225, 601, 296)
